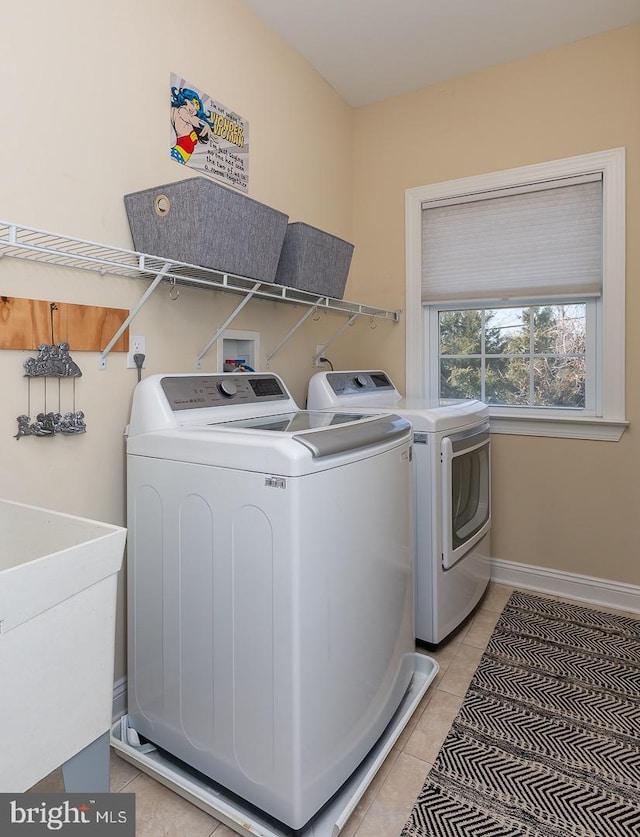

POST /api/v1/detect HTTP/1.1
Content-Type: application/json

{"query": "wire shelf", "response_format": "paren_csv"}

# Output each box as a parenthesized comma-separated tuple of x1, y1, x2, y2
(0, 221, 400, 322)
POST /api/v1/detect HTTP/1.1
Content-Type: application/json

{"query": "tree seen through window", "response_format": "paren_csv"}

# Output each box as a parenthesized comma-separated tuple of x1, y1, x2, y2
(438, 305, 586, 408)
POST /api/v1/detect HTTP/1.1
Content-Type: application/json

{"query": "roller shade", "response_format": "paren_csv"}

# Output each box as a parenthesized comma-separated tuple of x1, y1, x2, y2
(421, 176, 602, 303)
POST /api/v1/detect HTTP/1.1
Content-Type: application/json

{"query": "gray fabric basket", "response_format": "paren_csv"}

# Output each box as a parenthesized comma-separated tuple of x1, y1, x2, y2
(124, 178, 289, 283)
(274, 223, 354, 299)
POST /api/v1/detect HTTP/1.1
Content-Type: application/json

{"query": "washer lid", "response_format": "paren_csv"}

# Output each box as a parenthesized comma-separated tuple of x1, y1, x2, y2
(127, 411, 411, 474)
(214, 410, 366, 432)
(213, 410, 411, 458)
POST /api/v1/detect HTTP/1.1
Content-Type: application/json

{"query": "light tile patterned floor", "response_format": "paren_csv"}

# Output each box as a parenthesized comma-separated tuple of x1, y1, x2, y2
(30, 583, 630, 836)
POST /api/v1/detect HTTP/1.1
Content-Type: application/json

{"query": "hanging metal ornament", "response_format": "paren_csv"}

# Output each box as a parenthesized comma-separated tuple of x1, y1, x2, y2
(15, 303, 87, 439)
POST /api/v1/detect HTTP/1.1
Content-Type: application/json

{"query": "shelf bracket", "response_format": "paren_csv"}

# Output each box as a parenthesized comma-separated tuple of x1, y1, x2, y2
(312, 313, 358, 366)
(264, 301, 326, 368)
(196, 281, 261, 369)
(98, 261, 172, 369)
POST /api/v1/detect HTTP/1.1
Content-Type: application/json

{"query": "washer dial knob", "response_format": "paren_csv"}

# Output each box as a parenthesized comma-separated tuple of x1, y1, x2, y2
(354, 374, 369, 389)
(218, 380, 238, 398)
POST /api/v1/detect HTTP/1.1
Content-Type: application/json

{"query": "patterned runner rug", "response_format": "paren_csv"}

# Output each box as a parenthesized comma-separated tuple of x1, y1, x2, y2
(401, 590, 640, 836)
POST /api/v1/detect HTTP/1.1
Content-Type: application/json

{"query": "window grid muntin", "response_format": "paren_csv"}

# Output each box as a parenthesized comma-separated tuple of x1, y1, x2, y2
(437, 302, 589, 409)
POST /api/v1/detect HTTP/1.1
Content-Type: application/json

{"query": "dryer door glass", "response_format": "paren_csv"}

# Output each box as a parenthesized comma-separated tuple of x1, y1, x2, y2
(451, 443, 490, 548)
(442, 425, 491, 569)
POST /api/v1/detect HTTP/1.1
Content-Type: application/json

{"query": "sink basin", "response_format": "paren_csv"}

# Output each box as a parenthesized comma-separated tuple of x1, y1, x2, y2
(0, 499, 126, 791)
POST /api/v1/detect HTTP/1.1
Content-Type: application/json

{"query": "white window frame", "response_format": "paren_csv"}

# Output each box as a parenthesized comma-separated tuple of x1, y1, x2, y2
(405, 148, 627, 441)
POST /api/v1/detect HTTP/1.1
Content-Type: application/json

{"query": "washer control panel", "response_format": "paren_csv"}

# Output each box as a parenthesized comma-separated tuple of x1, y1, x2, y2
(161, 374, 289, 410)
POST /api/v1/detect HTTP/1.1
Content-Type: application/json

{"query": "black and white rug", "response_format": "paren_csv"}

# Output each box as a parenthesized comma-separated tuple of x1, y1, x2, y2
(402, 590, 640, 836)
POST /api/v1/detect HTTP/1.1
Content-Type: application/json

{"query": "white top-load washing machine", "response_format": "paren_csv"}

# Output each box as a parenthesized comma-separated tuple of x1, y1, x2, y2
(124, 372, 420, 831)
(307, 370, 491, 646)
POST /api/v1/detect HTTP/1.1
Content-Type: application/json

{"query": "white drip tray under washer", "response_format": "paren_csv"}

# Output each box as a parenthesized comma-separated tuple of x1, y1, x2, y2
(111, 653, 437, 837)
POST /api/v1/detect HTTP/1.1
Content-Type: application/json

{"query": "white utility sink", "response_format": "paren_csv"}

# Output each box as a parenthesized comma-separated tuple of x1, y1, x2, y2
(0, 498, 126, 792)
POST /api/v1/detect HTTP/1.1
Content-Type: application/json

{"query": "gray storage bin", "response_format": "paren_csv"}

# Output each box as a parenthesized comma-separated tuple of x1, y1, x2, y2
(124, 178, 289, 283)
(274, 223, 354, 299)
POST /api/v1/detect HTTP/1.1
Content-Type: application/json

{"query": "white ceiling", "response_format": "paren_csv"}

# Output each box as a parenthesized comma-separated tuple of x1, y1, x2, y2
(243, 0, 640, 107)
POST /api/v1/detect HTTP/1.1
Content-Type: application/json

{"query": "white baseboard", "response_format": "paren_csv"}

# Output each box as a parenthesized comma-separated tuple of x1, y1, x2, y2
(491, 557, 640, 615)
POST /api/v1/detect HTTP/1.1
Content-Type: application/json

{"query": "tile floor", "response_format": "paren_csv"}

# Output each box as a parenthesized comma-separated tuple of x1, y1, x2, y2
(29, 583, 627, 837)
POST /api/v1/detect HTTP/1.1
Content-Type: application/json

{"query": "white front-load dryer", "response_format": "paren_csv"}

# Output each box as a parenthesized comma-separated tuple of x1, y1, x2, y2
(124, 372, 425, 831)
(307, 370, 492, 646)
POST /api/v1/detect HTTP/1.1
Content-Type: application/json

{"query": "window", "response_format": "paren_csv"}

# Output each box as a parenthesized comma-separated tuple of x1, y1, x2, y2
(405, 148, 627, 441)
(437, 303, 590, 409)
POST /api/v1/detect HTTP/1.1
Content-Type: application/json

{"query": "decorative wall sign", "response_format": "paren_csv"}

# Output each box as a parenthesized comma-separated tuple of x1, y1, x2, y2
(170, 73, 249, 193)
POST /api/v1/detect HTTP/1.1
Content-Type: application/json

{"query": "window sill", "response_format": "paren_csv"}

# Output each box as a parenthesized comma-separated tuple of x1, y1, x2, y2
(489, 414, 628, 441)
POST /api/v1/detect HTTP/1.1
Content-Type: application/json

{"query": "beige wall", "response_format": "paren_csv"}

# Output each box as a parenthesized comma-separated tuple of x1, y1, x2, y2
(345, 24, 640, 585)
(1, 0, 354, 680)
(3, 4, 639, 689)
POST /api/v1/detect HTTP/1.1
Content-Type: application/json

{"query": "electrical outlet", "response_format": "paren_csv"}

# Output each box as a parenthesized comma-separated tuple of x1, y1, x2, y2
(314, 344, 325, 367)
(127, 335, 146, 369)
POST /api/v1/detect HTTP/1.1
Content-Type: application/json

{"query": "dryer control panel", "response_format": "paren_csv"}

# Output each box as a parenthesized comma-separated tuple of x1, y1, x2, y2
(161, 374, 289, 410)
(324, 371, 396, 396)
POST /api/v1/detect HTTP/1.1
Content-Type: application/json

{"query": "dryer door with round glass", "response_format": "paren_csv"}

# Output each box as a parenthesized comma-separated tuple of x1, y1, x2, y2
(441, 422, 491, 570)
